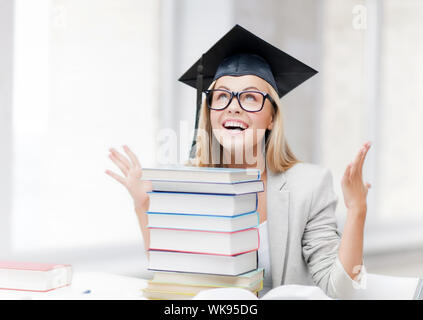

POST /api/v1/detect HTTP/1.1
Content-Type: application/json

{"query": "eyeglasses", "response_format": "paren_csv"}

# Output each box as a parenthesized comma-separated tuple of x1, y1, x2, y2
(204, 89, 277, 112)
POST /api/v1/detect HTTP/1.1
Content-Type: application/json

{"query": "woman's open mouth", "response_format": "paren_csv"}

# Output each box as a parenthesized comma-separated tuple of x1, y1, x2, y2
(222, 119, 249, 134)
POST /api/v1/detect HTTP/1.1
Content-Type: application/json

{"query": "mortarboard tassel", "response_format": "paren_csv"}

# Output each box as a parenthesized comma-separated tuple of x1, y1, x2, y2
(189, 54, 204, 159)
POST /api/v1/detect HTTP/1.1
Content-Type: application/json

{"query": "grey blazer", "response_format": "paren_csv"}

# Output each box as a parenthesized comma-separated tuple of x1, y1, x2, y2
(266, 161, 360, 299)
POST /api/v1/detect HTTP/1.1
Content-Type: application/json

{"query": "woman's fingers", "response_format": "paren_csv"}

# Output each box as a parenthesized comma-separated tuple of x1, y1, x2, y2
(354, 142, 371, 181)
(105, 169, 126, 187)
(350, 142, 371, 180)
(123, 145, 142, 168)
(110, 148, 131, 169)
(107, 145, 142, 180)
(109, 152, 129, 176)
(358, 142, 371, 172)
(349, 147, 362, 179)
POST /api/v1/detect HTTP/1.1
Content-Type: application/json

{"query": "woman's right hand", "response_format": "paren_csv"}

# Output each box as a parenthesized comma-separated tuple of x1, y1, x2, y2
(105, 145, 152, 212)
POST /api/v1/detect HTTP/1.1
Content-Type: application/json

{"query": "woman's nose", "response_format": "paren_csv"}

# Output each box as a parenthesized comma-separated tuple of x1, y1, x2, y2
(226, 96, 242, 113)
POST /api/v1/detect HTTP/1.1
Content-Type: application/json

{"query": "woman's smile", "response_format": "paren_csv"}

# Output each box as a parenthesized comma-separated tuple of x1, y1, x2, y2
(221, 118, 250, 135)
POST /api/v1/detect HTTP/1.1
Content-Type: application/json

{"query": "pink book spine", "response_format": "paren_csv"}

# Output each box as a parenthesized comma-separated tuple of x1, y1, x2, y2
(0, 284, 71, 293)
(0, 261, 70, 272)
(148, 227, 260, 256)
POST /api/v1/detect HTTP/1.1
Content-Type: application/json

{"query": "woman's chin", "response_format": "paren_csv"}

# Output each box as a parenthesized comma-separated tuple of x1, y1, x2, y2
(217, 128, 254, 142)
(219, 135, 254, 152)
(215, 128, 247, 141)
(221, 141, 260, 162)
(213, 128, 264, 156)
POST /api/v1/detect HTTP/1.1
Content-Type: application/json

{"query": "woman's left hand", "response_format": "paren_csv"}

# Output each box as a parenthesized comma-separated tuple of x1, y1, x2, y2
(341, 141, 372, 216)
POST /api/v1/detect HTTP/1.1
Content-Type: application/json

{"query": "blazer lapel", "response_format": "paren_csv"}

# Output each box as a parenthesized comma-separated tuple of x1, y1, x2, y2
(266, 167, 290, 288)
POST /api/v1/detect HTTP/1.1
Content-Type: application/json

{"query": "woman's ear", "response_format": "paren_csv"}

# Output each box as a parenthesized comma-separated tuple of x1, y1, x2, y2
(267, 115, 274, 130)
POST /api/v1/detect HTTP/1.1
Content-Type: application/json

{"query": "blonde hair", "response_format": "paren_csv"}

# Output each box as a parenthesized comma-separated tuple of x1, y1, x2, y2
(186, 80, 300, 174)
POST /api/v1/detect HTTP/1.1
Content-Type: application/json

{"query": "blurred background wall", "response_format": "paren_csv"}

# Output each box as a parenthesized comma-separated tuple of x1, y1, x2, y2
(1, 0, 423, 278)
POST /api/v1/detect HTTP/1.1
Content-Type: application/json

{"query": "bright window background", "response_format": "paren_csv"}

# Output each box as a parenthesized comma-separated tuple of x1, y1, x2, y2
(377, 0, 423, 224)
(320, 0, 423, 253)
(12, 0, 159, 253)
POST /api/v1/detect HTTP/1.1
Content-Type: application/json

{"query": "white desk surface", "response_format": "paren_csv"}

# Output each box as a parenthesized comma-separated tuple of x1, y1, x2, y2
(0, 271, 420, 300)
(0, 272, 149, 300)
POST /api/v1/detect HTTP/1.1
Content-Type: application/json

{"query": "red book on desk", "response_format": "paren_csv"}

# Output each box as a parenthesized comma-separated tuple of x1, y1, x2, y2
(0, 261, 72, 292)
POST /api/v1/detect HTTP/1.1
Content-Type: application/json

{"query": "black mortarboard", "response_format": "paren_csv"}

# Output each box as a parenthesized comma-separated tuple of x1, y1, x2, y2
(178, 24, 318, 158)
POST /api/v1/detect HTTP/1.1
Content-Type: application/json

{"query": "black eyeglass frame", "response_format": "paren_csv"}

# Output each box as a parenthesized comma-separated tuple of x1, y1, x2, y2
(203, 89, 277, 112)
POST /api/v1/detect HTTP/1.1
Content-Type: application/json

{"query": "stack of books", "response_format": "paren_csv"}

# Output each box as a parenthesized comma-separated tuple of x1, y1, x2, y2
(140, 166, 264, 300)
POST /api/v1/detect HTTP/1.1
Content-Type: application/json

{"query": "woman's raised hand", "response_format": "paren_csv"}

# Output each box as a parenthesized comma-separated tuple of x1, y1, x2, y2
(105, 145, 152, 212)
(341, 141, 372, 215)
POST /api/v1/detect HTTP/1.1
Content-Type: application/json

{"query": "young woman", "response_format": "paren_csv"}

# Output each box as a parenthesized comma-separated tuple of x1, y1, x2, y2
(105, 26, 371, 299)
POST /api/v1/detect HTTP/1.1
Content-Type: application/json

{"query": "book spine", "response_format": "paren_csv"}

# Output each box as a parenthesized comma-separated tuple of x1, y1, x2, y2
(147, 209, 256, 217)
(148, 191, 259, 196)
(148, 227, 260, 256)
(148, 179, 261, 185)
(146, 211, 258, 218)
(0, 283, 71, 293)
(147, 266, 258, 277)
(147, 211, 259, 233)
(148, 248, 258, 257)
(148, 226, 258, 235)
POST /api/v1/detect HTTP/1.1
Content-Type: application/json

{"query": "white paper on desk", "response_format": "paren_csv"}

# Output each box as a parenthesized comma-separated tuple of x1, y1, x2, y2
(346, 273, 420, 300)
(192, 285, 331, 300)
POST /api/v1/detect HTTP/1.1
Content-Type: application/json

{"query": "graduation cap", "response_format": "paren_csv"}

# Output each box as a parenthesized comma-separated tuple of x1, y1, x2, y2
(178, 24, 318, 159)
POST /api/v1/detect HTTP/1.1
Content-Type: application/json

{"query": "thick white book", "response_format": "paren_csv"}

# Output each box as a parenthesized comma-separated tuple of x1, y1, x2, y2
(149, 227, 259, 255)
(141, 166, 261, 183)
(148, 191, 257, 216)
(148, 251, 257, 276)
(147, 211, 259, 232)
(0, 261, 72, 292)
(148, 179, 264, 195)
